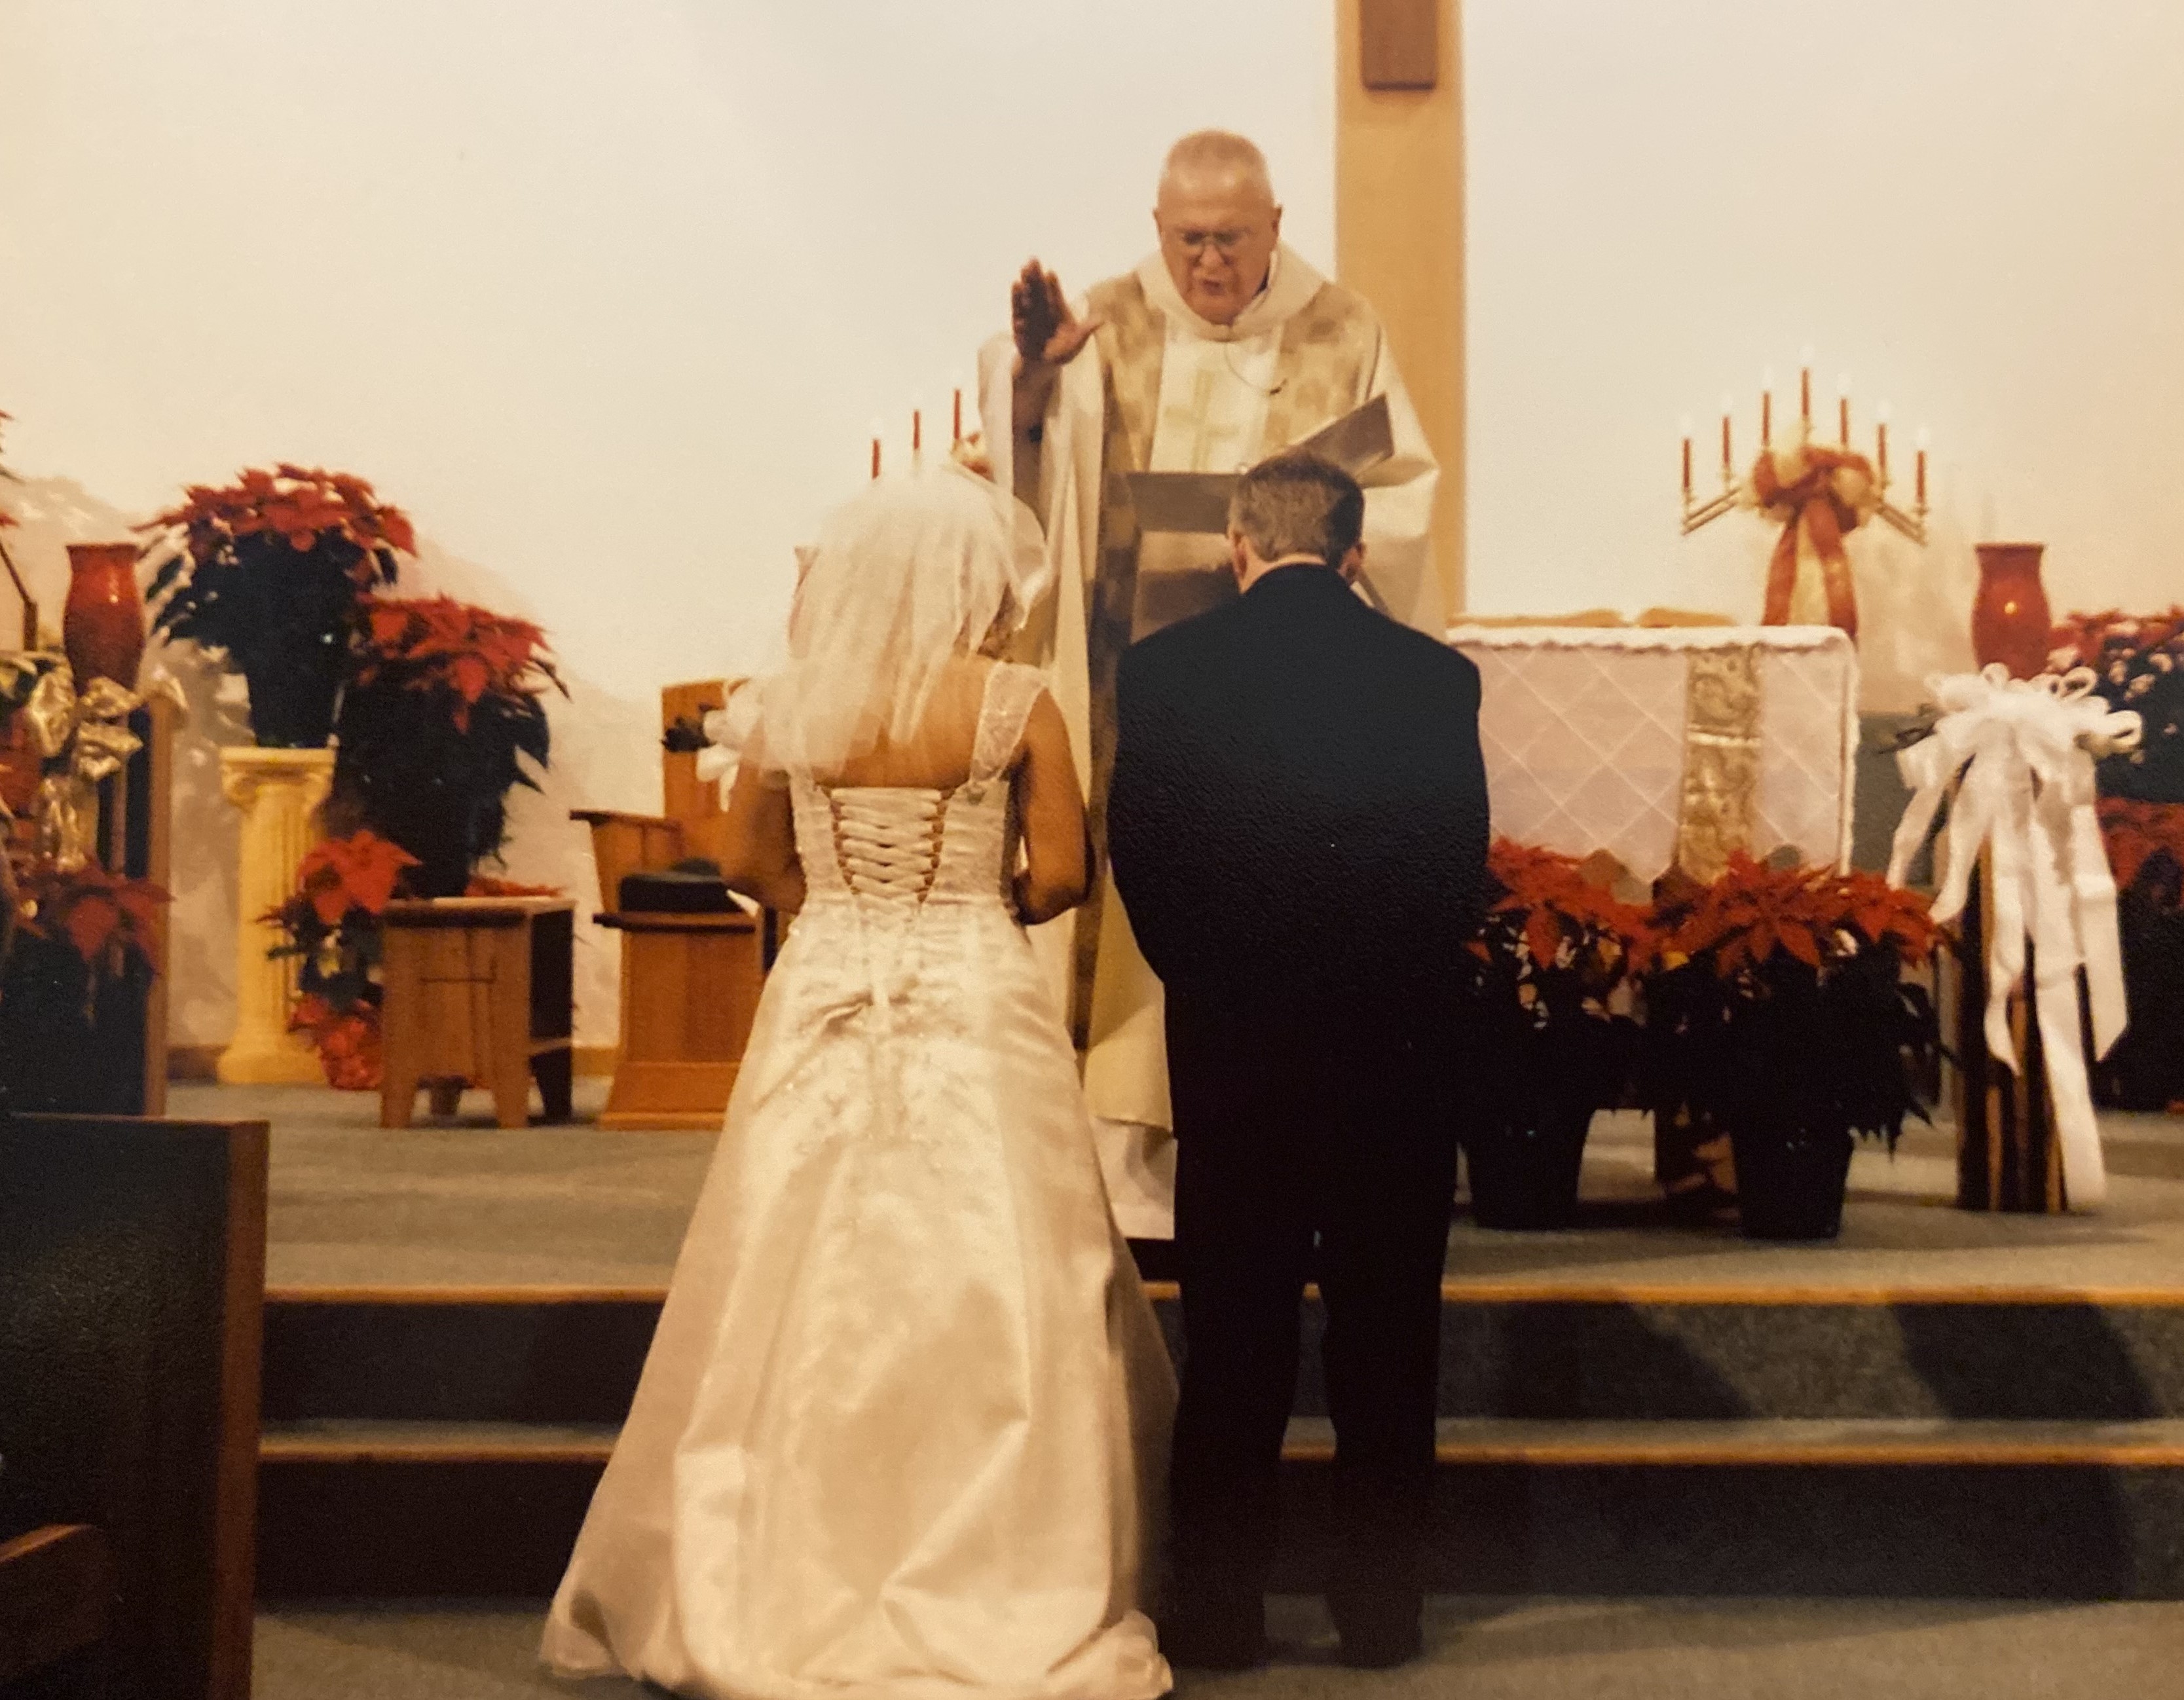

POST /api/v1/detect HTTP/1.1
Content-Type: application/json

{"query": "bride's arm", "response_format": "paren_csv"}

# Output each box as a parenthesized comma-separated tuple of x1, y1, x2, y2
(718, 761, 805, 914)
(1010, 690, 1090, 926)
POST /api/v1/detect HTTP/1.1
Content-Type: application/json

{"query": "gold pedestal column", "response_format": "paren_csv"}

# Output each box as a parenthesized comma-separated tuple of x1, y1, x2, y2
(217, 746, 335, 1084)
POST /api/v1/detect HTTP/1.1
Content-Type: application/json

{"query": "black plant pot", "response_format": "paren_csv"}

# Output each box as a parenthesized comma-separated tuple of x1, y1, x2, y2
(1728, 1126, 1854, 1240)
(0, 937, 153, 1115)
(2094, 889, 2184, 1111)
(1462, 1107, 1594, 1229)
(242, 635, 348, 748)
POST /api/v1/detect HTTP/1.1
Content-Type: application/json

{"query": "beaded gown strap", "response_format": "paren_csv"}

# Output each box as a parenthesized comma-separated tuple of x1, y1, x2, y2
(968, 662, 1052, 794)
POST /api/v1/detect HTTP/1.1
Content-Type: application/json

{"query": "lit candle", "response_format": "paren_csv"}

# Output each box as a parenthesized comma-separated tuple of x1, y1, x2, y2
(1837, 375, 1851, 447)
(1876, 401, 1891, 482)
(871, 416, 885, 479)
(1915, 426, 1929, 506)
(912, 409, 923, 455)
(1761, 368, 1774, 448)
(1720, 394, 1733, 478)
(1680, 416, 1693, 496)
(1800, 367, 1811, 426)
(952, 387, 964, 445)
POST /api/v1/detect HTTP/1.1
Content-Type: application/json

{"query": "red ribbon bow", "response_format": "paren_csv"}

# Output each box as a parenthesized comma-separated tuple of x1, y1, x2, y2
(1750, 445, 1874, 638)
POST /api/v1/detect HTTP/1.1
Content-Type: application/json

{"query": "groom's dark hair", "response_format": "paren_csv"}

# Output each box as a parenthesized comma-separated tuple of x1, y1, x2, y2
(1228, 452, 1365, 567)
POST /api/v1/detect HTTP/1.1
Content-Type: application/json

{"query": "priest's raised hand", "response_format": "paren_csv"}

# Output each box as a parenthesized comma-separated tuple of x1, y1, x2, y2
(1011, 259, 1104, 369)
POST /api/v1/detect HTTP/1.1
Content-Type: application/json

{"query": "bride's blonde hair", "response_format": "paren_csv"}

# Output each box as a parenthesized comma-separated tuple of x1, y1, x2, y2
(755, 464, 1049, 777)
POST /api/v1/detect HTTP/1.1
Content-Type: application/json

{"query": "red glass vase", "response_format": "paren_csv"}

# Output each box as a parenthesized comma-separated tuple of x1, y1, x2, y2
(63, 541, 145, 689)
(1971, 542, 2052, 680)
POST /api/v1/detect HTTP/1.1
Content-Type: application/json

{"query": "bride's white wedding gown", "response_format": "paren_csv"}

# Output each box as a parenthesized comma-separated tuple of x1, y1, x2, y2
(543, 662, 1175, 1700)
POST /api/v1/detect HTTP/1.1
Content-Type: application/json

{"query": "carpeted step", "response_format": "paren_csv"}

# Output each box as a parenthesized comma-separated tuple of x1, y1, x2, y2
(257, 1415, 2184, 1600)
(263, 1283, 2184, 1426)
(263, 1290, 661, 1426)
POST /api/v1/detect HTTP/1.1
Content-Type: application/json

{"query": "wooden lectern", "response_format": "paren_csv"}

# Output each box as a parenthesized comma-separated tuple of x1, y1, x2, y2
(574, 680, 767, 1130)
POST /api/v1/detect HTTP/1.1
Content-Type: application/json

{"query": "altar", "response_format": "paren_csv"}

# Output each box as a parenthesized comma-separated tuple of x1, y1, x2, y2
(1447, 623, 1860, 882)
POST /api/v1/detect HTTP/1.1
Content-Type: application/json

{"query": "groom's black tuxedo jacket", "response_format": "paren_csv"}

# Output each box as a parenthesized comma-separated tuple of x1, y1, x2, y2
(1107, 563, 1490, 1022)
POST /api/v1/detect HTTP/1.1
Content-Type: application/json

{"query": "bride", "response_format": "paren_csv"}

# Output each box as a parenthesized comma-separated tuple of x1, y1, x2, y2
(542, 463, 1175, 1700)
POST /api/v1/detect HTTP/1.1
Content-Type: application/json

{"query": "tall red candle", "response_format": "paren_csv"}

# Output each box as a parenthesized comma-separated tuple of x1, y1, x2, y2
(952, 388, 963, 444)
(1720, 413, 1732, 476)
(1761, 390, 1773, 448)
(1800, 367, 1811, 424)
(1680, 434, 1692, 496)
(871, 438, 881, 479)
(1877, 421, 1889, 481)
(1839, 396, 1850, 447)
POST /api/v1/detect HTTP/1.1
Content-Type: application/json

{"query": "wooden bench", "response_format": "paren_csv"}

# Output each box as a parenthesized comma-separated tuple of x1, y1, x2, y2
(378, 896, 576, 1129)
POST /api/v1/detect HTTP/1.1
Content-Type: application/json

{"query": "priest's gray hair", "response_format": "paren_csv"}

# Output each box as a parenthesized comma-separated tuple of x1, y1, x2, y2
(1158, 130, 1276, 204)
(1229, 453, 1364, 566)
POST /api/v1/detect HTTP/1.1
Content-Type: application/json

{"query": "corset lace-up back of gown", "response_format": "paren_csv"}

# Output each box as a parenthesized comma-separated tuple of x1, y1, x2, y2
(544, 661, 1175, 1700)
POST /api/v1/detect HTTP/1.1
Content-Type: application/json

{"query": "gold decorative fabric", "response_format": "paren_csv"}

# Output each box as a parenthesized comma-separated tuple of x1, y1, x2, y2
(1071, 273, 1166, 1048)
(1673, 645, 1762, 885)
(12, 663, 143, 870)
(1259, 282, 1379, 456)
(1065, 274, 1379, 1046)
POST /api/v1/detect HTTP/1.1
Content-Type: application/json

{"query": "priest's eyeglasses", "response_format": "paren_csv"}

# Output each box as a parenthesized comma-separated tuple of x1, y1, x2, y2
(1165, 227, 1251, 257)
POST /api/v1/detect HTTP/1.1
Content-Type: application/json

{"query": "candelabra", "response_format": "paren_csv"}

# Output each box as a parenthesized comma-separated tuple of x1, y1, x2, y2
(871, 385, 969, 479)
(1680, 356, 1929, 545)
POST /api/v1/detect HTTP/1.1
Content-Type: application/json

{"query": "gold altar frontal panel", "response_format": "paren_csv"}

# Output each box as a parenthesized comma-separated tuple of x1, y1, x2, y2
(1446, 624, 1860, 884)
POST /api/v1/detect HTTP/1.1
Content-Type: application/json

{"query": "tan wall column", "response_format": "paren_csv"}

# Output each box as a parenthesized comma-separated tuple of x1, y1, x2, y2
(217, 746, 333, 1084)
(1335, 0, 1464, 616)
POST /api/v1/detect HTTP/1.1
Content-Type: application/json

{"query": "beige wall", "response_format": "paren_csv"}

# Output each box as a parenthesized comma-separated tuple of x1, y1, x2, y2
(1336, 0, 1466, 614)
(0, 0, 1337, 1048)
(1465, 0, 2184, 709)
(12, 1, 2176, 1048)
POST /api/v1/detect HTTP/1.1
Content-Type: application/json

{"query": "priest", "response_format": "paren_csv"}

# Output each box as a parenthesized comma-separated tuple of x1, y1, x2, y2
(977, 129, 1443, 1241)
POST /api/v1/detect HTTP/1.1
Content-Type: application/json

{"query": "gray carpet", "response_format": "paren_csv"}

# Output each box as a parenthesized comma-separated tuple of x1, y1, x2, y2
(172, 1077, 2184, 1293)
(254, 1595, 2184, 1699)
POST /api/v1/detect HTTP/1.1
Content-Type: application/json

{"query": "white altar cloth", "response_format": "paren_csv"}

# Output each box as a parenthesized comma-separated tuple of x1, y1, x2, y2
(1447, 624, 1859, 881)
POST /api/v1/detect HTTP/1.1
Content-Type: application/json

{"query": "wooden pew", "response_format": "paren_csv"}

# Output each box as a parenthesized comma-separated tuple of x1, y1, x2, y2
(0, 1524, 115, 1690)
(0, 1114, 266, 1700)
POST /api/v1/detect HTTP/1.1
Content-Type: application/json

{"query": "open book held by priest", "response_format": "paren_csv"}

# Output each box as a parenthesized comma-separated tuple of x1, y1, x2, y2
(1124, 394, 1396, 534)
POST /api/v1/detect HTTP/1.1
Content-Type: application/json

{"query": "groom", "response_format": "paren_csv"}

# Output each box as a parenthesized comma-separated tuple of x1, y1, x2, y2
(1107, 453, 1489, 1669)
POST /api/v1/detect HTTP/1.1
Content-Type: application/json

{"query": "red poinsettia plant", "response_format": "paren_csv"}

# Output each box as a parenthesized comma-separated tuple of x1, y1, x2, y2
(2092, 797, 2184, 1111)
(1639, 853, 1939, 982)
(2050, 606, 2184, 805)
(266, 829, 562, 1088)
(1459, 840, 1656, 1224)
(1638, 853, 1940, 1155)
(143, 464, 414, 747)
(354, 596, 562, 730)
(147, 463, 416, 566)
(2100, 796, 2184, 908)
(333, 595, 566, 897)
(263, 830, 417, 1088)
(1475, 840, 1653, 1003)
(14, 862, 170, 976)
(288, 994, 384, 1092)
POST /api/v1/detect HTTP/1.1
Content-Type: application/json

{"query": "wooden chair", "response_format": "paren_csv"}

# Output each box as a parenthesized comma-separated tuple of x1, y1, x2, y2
(0, 1113, 267, 1700)
(573, 681, 767, 1130)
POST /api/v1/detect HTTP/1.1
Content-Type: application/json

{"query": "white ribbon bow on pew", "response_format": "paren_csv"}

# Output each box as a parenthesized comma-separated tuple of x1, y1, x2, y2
(696, 684, 763, 804)
(1886, 665, 2141, 1208)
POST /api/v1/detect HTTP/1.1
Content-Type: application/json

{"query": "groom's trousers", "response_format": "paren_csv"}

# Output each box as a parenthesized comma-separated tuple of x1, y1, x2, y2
(1162, 993, 1462, 1639)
